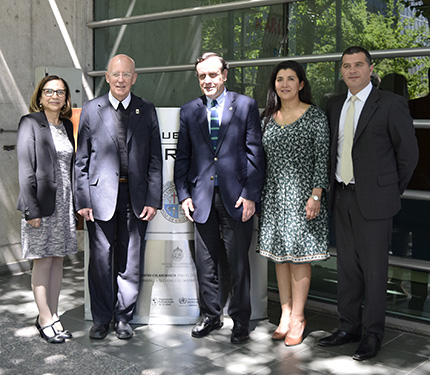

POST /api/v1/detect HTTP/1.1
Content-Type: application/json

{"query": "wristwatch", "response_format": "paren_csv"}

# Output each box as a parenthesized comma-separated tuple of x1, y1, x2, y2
(311, 195, 320, 202)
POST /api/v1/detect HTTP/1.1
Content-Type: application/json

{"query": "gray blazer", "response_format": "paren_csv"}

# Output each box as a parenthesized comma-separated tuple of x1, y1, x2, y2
(74, 93, 162, 221)
(16, 112, 75, 220)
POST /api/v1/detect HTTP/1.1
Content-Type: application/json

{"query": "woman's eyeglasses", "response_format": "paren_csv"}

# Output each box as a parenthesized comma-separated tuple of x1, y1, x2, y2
(42, 89, 66, 98)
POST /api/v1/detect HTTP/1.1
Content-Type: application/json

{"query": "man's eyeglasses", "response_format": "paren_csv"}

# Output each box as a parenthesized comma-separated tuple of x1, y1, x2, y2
(110, 72, 133, 79)
(42, 89, 66, 98)
(197, 72, 222, 81)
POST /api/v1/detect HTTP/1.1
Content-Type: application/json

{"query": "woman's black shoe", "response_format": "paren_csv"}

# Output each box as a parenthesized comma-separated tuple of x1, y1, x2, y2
(53, 319, 73, 339)
(35, 317, 65, 344)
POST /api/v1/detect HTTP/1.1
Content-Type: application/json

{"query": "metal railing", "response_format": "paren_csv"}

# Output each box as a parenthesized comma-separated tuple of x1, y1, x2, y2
(87, 0, 300, 29)
(0, 129, 17, 133)
(86, 47, 430, 77)
(329, 248, 430, 272)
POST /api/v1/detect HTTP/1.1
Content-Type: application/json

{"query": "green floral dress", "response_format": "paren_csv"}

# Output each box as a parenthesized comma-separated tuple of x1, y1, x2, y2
(258, 105, 330, 263)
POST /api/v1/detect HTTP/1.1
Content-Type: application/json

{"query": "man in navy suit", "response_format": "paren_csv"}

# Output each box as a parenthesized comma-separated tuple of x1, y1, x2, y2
(75, 54, 162, 340)
(318, 46, 418, 360)
(174, 52, 265, 344)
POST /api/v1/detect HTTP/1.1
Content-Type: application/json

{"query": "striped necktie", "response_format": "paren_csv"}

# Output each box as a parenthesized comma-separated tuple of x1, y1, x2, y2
(210, 100, 220, 150)
(340, 95, 358, 184)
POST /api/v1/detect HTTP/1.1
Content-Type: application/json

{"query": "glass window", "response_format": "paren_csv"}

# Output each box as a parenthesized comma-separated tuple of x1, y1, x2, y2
(93, 0, 430, 322)
(94, 0, 248, 21)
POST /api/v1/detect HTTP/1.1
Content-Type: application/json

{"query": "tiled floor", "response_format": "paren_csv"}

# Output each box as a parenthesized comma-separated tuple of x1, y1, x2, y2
(0, 252, 429, 374)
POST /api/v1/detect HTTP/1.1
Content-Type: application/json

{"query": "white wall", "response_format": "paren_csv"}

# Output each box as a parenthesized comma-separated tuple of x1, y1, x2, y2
(0, 0, 93, 270)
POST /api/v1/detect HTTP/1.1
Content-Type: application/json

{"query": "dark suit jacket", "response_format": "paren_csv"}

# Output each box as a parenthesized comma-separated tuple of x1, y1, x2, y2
(174, 91, 265, 223)
(328, 87, 419, 220)
(75, 93, 162, 221)
(16, 112, 75, 220)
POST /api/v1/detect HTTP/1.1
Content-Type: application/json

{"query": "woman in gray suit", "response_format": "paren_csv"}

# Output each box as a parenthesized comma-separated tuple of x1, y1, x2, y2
(17, 75, 77, 343)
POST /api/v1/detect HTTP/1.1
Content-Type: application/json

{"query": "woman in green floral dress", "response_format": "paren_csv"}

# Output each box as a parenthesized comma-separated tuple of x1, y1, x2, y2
(259, 61, 330, 346)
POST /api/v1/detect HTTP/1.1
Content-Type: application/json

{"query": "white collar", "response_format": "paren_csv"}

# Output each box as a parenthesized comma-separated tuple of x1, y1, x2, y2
(206, 89, 227, 107)
(347, 81, 373, 103)
(109, 92, 132, 110)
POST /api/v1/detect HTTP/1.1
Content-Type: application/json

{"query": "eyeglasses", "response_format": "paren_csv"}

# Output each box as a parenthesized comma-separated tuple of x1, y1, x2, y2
(197, 72, 222, 81)
(110, 72, 133, 79)
(42, 88, 66, 98)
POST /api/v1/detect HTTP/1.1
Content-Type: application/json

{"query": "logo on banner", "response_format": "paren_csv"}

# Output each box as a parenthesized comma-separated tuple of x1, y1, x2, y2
(161, 180, 188, 223)
(172, 247, 184, 262)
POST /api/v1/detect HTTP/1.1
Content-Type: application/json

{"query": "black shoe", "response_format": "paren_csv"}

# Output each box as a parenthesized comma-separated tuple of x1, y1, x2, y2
(89, 323, 110, 339)
(318, 330, 361, 347)
(53, 319, 72, 339)
(352, 334, 381, 361)
(35, 317, 65, 344)
(191, 316, 223, 338)
(230, 321, 250, 344)
(115, 321, 133, 340)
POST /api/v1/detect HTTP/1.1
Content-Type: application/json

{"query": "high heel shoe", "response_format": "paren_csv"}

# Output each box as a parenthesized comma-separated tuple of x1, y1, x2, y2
(35, 317, 65, 344)
(53, 319, 72, 339)
(272, 328, 288, 341)
(284, 319, 306, 347)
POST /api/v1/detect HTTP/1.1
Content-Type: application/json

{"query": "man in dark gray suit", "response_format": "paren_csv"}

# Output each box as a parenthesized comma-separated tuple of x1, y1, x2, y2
(75, 54, 162, 340)
(318, 46, 418, 360)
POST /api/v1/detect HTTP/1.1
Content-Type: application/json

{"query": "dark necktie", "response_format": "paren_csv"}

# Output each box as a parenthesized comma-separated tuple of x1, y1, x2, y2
(118, 102, 126, 114)
(210, 100, 220, 151)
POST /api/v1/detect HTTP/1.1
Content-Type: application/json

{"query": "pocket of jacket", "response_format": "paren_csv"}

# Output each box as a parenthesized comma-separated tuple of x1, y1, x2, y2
(187, 174, 198, 186)
(377, 171, 398, 186)
(235, 168, 247, 182)
(89, 176, 99, 186)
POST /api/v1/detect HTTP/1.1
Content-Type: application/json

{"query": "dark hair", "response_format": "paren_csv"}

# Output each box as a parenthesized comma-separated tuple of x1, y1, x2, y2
(29, 75, 72, 119)
(342, 46, 372, 66)
(195, 52, 229, 75)
(261, 60, 313, 123)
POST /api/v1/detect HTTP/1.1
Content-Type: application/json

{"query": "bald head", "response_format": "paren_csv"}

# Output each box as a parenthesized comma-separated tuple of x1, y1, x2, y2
(105, 54, 137, 101)
(107, 54, 136, 73)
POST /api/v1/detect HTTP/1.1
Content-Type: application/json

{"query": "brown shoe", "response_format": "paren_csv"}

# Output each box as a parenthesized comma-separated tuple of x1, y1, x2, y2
(284, 320, 306, 347)
(272, 329, 288, 341)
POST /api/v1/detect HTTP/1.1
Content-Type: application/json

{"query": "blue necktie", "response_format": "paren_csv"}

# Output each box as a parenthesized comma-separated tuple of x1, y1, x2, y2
(210, 100, 219, 151)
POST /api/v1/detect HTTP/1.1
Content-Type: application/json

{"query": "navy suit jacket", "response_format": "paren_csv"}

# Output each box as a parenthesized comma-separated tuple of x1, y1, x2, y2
(17, 112, 75, 220)
(174, 91, 265, 223)
(75, 93, 162, 221)
(328, 87, 419, 220)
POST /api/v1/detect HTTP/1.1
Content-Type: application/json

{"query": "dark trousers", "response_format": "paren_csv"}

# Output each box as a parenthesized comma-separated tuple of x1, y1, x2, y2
(194, 188, 253, 325)
(87, 183, 148, 325)
(334, 184, 392, 340)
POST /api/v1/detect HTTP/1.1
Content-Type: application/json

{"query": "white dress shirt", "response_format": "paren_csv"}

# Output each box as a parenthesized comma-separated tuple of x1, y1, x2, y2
(335, 82, 373, 183)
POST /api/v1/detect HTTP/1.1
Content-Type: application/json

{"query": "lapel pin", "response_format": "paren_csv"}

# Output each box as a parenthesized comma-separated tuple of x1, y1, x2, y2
(136, 109, 140, 115)
(229, 107, 233, 111)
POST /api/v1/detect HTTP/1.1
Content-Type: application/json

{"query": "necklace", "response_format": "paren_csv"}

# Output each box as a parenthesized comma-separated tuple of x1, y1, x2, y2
(275, 115, 298, 129)
(275, 104, 310, 128)
(50, 122, 65, 135)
